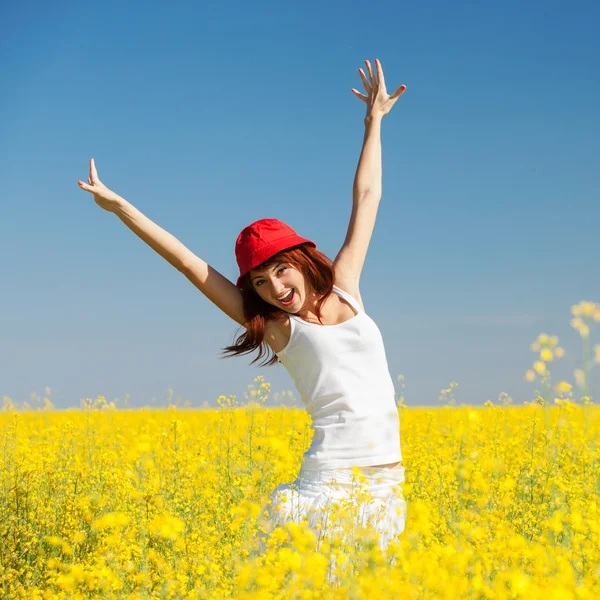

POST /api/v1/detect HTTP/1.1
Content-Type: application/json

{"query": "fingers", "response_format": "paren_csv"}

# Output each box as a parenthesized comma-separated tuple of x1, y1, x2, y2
(374, 58, 386, 91)
(80, 158, 100, 191)
(90, 158, 99, 183)
(354, 59, 406, 114)
(365, 60, 376, 89)
(78, 180, 93, 192)
(390, 84, 407, 100)
(358, 68, 371, 94)
(351, 88, 368, 103)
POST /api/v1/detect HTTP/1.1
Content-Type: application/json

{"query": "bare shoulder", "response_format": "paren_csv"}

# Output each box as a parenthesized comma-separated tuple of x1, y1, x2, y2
(264, 314, 291, 354)
(333, 277, 365, 312)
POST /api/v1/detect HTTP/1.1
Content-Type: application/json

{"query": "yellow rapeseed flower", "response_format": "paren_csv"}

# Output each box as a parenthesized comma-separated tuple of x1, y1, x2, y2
(45, 535, 63, 546)
(533, 361, 546, 375)
(524, 370, 536, 382)
(574, 369, 586, 388)
(56, 574, 75, 592)
(581, 301, 597, 317)
(545, 510, 566, 534)
(555, 381, 572, 393)
(570, 317, 584, 330)
(148, 514, 185, 540)
(540, 348, 553, 362)
(467, 410, 480, 422)
(73, 531, 86, 544)
(91, 511, 130, 531)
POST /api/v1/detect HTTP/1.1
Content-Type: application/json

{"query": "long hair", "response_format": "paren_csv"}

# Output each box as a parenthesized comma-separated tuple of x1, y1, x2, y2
(220, 243, 334, 367)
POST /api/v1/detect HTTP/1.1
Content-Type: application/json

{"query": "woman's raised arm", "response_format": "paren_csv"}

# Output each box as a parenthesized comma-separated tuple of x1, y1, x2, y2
(333, 59, 406, 293)
(78, 159, 245, 326)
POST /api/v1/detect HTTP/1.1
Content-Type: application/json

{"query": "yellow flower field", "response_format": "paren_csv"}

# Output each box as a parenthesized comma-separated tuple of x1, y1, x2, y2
(1, 299, 598, 599)
(1, 395, 599, 599)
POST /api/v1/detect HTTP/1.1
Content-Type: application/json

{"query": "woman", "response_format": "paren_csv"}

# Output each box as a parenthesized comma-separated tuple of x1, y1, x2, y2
(78, 58, 407, 554)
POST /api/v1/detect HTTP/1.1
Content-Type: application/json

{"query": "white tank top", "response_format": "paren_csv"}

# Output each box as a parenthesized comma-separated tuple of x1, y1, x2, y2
(275, 284, 402, 470)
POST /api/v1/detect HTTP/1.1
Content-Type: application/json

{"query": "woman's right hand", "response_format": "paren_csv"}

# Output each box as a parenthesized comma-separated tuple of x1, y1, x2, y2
(78, 158, 124, 213)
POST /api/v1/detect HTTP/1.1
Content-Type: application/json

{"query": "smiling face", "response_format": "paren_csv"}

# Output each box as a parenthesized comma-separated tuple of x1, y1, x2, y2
(249, 260, 310, 312)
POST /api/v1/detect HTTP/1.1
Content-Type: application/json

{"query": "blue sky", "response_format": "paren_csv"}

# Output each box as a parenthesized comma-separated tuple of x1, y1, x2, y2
(1, 0, 598, 409)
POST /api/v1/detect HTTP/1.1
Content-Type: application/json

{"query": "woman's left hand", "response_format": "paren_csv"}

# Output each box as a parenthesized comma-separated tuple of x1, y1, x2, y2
(352, 58, 406, 119)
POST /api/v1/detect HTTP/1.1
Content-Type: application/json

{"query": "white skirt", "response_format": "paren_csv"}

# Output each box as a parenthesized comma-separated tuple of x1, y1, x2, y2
(257, 462, 407, 554)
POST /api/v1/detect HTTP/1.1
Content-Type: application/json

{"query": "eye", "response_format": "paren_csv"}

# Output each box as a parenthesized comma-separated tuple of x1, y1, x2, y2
(255, 266, 286, 288)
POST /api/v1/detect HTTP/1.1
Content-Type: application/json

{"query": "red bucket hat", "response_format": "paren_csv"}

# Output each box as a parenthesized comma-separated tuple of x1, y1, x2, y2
(235, 218, 316, 288)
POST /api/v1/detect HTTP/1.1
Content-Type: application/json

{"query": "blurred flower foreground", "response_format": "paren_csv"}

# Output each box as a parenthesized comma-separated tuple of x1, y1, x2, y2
(1, 300, 599, 599)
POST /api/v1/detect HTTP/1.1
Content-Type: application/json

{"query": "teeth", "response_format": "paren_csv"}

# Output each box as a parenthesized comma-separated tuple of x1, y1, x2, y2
(278, 290, 293, 301)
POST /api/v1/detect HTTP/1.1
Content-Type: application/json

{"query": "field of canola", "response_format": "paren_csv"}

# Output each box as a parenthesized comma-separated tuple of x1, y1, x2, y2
(1, 300, 599, 599)
(1, 397, 598, 599)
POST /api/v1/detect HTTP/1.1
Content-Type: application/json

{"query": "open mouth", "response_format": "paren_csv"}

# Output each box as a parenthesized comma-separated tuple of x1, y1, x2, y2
(279, 289, 295, 306)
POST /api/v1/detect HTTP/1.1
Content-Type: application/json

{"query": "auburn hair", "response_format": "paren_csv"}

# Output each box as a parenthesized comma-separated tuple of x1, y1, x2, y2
(220, 243, 334, 367)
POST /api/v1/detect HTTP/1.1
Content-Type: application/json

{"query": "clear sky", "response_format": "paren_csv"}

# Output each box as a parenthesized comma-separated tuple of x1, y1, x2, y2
(1, 0, 598, 409)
